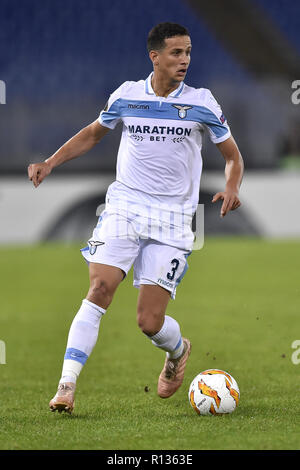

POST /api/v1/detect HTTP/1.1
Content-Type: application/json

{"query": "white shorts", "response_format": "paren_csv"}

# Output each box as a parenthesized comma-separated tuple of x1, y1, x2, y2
(80, 209, 191, 299)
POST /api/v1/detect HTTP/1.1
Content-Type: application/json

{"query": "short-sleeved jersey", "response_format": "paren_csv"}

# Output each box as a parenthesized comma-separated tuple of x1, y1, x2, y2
(98, 72, 230, 214)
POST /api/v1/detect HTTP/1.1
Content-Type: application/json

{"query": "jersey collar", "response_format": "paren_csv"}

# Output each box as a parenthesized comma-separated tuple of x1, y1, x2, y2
(145, 72, 185, 98)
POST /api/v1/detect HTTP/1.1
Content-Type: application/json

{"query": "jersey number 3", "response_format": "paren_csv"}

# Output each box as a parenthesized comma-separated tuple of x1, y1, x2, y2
(167, 258, 179, 281)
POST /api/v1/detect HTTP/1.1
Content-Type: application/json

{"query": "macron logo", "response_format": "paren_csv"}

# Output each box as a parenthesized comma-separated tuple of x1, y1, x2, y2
(128, 103, 150, 109)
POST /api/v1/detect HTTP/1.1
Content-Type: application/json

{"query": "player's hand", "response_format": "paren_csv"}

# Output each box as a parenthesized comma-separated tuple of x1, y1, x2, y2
(28, 161, 52, 188)
(212, 190, 241, 218)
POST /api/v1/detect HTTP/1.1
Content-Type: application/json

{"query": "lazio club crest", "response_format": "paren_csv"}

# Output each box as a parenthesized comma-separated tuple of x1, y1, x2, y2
(172, 104, 193, 119)
(88, 240, 105, 255)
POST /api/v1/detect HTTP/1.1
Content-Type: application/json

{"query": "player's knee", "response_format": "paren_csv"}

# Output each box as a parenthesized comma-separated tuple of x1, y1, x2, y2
(137, 306, 164, 336)
(87, 278, 114, 309)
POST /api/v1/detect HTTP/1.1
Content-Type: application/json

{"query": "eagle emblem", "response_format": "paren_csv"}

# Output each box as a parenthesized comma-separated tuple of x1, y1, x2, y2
(172, 104, 193, 119)
(88, 240, 105, 255)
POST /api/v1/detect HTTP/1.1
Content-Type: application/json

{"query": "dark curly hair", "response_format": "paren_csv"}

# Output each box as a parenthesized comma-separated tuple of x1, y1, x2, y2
(147, 22, 190, 52)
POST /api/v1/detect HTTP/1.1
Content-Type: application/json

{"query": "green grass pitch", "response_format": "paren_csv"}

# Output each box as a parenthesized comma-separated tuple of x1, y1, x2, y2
(0, 238, 299, 450)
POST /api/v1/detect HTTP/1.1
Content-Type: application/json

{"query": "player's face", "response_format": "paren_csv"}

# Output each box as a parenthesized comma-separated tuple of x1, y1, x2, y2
(154, 35, 192, 83)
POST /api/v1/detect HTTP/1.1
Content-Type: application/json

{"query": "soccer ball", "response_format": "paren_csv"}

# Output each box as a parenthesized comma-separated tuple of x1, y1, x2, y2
(188, 369, 240, 416)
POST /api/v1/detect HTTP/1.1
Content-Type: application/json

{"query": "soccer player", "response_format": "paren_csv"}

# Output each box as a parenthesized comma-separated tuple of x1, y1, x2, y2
(28, 23, 244, 414)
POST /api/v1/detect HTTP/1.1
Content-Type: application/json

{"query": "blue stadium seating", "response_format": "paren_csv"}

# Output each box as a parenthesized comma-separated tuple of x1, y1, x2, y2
(0, 0, 298, 171)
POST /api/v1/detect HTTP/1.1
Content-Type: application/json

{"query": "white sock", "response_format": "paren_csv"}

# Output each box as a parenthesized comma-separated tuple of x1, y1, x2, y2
(60, 299, 106, 384)
(150, 315, 184, 359)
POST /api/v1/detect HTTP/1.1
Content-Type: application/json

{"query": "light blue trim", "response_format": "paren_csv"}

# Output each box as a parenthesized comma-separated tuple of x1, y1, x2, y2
(100, 99, 121, 126)
(175, 252, 192, 288)
(64, 348, 88, 365)
(145, 73, 154, 95)
(173, 81, 184, 98)
(145, 73, 184, 97)
(101, 98, 228, 138)
(80, 246, 89, 252)
(96, 215, 103, 228)
(175, 337, 182, 350)
(145, 77, 150, 94)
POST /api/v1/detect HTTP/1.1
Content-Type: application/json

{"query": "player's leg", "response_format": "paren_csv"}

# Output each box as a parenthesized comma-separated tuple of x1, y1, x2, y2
(60, 262, 124, 381)
(87, 261, 125, 308)
(136, 284, 170, 336)
(134, 241, 192, 398)
(137, 283, 191, 399)
(137, 283, 186, 358)
(49, 210, 139, 413)
(49, 263, 124, 413)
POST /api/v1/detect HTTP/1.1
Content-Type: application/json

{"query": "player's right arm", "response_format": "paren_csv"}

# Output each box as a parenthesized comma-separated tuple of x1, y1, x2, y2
(28, 120, 109, 188)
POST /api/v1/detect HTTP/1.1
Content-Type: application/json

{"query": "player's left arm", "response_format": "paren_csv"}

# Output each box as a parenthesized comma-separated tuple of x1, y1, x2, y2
(212, 135, 244, 218)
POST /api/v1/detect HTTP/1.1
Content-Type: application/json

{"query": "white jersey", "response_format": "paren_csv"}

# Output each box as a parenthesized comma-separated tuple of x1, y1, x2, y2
(98, 72, 230, 215)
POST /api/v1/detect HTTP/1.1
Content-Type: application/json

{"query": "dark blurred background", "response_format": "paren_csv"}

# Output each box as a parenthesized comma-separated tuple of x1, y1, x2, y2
(1, 0, 299, 173)
(1, 0, 300, 243)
